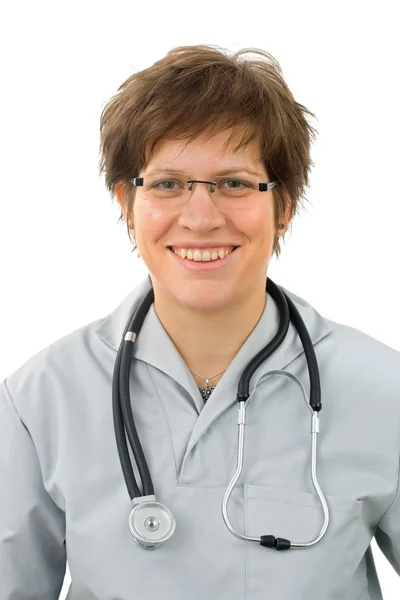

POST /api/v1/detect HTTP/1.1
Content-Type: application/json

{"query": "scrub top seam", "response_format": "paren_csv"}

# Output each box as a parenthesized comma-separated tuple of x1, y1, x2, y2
(2, 378, 31, 437)
(342, 516, 361, 600)
(144, 361, 180, 485)
(378, 434, 400, 519)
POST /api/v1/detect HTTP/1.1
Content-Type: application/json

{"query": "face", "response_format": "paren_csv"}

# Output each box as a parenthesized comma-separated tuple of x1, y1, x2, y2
(116, 128, 285, 314)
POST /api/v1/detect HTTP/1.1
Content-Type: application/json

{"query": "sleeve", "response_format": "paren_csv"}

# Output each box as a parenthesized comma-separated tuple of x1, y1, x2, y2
(374, 448, 400, 577)
(0, 379, 67, 599)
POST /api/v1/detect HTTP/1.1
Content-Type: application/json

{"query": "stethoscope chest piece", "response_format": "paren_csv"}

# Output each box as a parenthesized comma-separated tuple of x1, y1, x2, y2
(129, 495, 176, 550)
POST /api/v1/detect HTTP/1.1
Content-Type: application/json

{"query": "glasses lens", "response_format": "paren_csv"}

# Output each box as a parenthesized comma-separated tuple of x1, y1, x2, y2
(140, 172, 187, 202)
(138, 172, 259, 202)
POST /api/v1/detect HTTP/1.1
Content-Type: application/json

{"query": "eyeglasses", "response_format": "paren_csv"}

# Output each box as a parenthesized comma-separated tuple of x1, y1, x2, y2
(128, 171, 277, 205)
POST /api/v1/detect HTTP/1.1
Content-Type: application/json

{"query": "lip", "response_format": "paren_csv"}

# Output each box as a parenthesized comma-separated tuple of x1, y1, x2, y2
(168, 246, 239, 271)
(167, 243, 240, 249)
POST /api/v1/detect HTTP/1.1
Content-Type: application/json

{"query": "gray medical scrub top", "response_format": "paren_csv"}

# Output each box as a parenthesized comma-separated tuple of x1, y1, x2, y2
(1, 274, 400, 600)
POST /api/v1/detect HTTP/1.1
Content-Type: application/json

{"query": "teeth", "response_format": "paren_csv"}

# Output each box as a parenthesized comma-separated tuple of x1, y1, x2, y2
(172, 248, 235, 261)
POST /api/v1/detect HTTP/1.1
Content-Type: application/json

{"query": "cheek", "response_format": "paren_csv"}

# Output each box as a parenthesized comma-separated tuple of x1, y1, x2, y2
(135, 204, 174, 239)
(233, 205, 273, 237)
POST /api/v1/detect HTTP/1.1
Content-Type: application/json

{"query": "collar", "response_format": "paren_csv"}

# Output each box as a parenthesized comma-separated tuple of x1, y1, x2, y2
(95, 275, 333, 449)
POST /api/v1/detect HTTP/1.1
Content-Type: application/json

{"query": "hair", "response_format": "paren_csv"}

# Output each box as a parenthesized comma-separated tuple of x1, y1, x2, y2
(98, 44, 319, 259)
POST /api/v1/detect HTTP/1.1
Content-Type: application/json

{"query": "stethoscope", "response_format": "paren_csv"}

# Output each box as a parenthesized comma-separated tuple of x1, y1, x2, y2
(112, 276, 330, 551)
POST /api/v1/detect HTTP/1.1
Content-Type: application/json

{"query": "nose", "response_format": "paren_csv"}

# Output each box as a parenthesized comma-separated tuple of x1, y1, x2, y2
(176, 179, 227, 231)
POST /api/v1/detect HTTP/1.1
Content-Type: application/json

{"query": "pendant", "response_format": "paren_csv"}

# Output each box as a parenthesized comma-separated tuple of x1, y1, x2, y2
(198, 385, 216, 403)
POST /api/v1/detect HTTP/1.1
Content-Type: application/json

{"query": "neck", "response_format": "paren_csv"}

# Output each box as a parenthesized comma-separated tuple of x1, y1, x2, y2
(152, 281, 267, 378)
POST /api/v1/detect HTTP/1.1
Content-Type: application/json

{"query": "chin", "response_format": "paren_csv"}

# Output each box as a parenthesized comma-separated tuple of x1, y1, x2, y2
(173, 284, 238, 311)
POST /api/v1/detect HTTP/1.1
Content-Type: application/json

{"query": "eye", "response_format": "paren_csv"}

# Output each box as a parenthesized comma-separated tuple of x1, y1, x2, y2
(220, 179, 251, 189)
(153, 180, 181, 190)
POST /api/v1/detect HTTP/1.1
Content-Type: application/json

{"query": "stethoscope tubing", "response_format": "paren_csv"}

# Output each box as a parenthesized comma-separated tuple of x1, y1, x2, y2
(112, 278, 155, 499)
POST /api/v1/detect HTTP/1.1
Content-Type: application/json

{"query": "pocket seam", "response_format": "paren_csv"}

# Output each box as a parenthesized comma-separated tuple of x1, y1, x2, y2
(245, 483, 363, 515)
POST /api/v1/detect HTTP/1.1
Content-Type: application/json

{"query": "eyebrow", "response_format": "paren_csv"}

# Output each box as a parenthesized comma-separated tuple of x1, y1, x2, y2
(148, 166, 261, 178)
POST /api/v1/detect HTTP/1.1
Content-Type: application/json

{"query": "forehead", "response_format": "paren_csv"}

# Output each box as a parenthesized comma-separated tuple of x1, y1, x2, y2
(145, 127, 263, 170)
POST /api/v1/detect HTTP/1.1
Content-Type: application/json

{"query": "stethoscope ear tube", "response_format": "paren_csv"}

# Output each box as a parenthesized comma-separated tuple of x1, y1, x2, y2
(221, 279, 329, 550)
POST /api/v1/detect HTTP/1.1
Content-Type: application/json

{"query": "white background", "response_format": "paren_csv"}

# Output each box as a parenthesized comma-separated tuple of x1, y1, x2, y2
(0, 0, 399, 597)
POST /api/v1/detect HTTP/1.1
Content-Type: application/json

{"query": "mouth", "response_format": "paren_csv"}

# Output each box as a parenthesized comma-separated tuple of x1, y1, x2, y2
(167, 245, 240, 271)
(167, 246, 239, 258)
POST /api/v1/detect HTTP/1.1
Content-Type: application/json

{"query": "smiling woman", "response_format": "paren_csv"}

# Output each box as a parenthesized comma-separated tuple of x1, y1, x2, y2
(95, 45, 399, 599)
(2, 43, 400, 600)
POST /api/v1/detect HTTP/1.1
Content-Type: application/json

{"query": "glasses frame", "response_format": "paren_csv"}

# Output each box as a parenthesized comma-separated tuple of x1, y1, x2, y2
(128, 173, 278, 196)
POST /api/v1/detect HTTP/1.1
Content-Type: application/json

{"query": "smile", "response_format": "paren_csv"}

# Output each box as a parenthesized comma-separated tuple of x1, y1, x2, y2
(168, 246, 240, 271)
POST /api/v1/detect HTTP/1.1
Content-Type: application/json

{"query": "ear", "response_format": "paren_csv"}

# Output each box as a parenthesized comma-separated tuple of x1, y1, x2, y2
(115, 181, 128, 222)
(279, 194, 293, 234)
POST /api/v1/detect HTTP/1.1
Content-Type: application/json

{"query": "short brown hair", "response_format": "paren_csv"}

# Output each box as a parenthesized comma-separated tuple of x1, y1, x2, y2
(98, 44, 318, 259)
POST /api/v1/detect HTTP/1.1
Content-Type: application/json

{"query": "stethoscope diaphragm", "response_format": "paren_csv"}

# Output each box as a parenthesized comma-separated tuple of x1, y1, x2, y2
(129, 497, 176, 550)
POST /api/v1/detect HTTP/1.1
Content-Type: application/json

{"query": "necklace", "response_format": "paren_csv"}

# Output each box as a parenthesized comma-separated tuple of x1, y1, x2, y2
(188, 368, 227, 403)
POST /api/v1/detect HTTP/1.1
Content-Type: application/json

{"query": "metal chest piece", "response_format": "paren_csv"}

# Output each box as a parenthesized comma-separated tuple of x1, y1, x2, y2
(129, 495, 176, 550)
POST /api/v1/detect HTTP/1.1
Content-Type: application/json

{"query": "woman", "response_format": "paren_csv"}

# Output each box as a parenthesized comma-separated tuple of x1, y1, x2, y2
(1, 44, 399, 600)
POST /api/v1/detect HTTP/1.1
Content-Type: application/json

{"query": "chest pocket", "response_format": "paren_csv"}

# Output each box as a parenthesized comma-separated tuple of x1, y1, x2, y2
(245, 484, 362, 599)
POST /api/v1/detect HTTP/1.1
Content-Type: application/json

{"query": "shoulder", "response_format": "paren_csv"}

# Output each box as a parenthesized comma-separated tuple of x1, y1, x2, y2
(2, 276, 151, 417)
(284, 284, 400, 378)
(317, 316, 400, 410)
(323, 316, 400, 367)
(2, 313, 109, 417)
